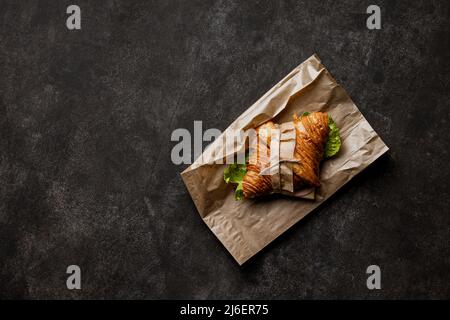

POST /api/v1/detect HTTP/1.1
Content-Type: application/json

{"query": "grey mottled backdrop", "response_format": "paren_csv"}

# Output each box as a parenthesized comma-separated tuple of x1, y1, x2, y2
(0, 0, 449, 299)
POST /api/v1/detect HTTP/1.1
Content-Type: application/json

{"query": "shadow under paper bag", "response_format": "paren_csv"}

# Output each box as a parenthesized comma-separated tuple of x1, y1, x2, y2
(181, 54, 389, 265)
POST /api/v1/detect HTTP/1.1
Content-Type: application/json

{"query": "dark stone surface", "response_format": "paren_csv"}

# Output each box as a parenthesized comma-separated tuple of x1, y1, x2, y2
(0, 0, 449, 299)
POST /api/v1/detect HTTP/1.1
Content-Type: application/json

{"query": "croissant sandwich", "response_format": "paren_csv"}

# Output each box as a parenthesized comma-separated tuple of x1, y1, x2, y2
(224, 112, 341, 200)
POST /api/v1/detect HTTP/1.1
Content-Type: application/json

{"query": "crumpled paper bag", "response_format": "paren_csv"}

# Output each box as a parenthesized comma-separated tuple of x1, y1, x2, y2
(181, 54, 389, 265)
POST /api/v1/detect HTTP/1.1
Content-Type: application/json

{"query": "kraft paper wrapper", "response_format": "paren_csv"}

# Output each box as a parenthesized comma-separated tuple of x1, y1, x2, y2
(181, 54, 389, 265)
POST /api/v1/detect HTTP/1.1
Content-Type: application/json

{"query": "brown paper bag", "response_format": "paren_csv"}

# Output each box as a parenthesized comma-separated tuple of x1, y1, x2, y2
(181, 54, 389, 265)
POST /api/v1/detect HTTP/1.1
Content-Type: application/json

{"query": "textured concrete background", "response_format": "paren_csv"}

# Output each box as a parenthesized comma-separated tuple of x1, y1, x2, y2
(0, 0, 449, 299)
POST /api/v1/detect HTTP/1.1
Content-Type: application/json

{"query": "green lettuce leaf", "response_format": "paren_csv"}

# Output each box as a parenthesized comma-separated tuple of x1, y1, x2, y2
(324, 114, 341, 158)
(223, 163, 246, 200)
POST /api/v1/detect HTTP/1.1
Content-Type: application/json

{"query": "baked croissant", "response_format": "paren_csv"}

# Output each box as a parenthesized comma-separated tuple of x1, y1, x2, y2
(242, 112, 330, 198)
(242, 122, 276, 198)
